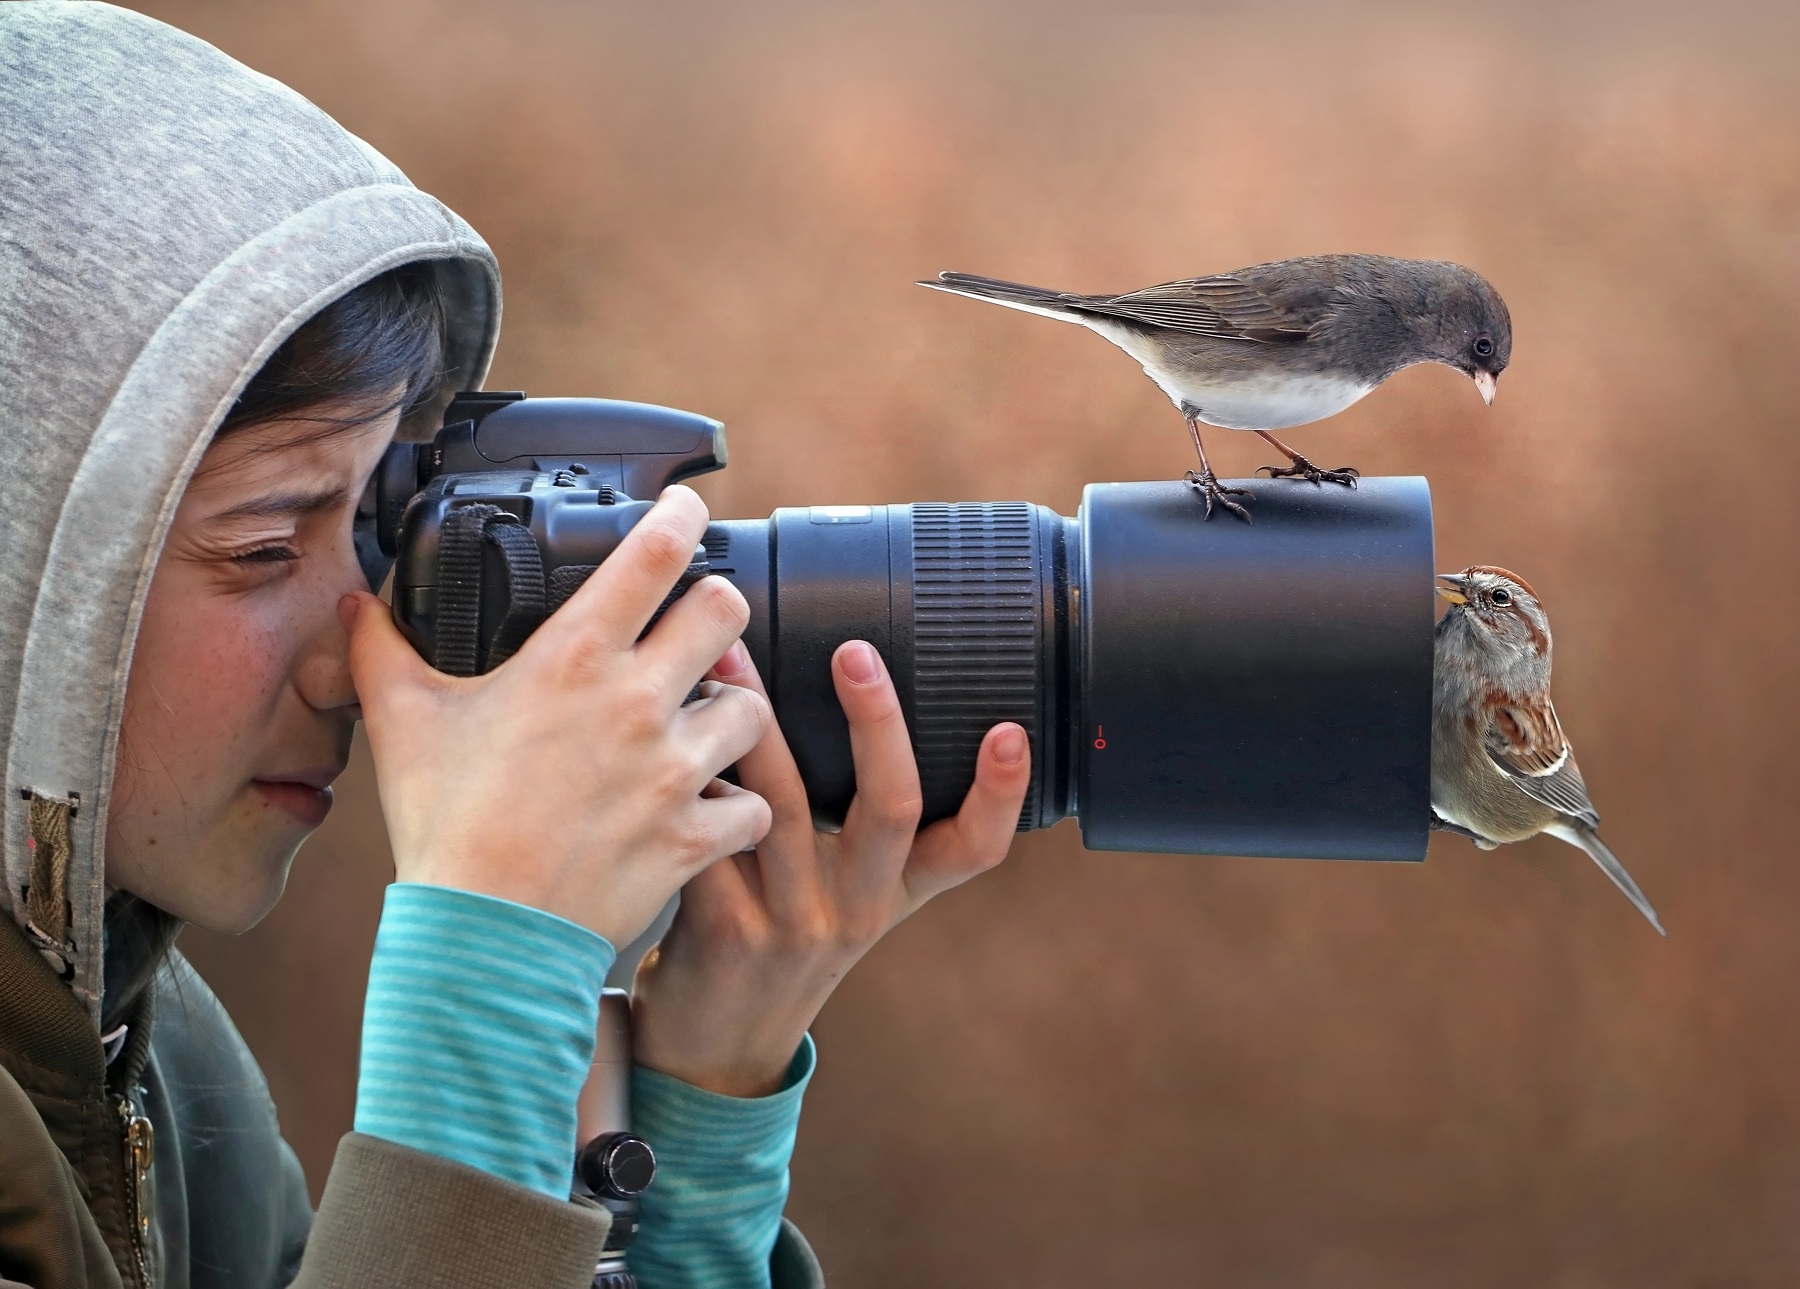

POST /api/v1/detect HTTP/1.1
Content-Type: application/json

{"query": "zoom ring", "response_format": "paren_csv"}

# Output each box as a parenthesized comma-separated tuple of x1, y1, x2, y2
(910, 502, 1040, 825)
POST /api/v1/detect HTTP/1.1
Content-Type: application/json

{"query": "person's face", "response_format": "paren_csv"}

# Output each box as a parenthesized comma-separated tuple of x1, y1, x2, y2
(106, 406, 396, 934)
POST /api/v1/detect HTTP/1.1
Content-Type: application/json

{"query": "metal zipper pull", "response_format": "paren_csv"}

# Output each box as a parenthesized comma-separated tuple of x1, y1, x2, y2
(117, 1095, 156, 1286)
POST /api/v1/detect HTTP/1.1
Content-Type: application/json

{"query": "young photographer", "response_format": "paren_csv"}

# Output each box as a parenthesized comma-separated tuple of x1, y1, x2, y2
(0, 6, 1029, 1288)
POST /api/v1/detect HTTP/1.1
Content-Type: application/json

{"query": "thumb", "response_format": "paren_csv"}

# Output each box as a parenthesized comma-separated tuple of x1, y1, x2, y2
(339, 592, 436, 720)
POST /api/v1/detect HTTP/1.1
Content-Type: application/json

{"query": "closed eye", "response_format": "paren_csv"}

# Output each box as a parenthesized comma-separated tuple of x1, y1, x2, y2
(232, 543, 301, 565)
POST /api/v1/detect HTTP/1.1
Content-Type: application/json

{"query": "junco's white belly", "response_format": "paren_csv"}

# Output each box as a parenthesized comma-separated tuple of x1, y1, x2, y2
(1082, 316, 1373, 430)
(1148, 364, 1374, 431)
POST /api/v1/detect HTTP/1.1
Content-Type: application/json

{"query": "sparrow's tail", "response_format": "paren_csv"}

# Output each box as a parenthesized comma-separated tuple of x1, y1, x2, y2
(1546, 821, 1667, 937)
(915, 271, 1089, 324)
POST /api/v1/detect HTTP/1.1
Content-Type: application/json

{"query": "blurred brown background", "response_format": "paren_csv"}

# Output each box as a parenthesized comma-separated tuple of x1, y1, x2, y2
(136, 0, 1800, 1283)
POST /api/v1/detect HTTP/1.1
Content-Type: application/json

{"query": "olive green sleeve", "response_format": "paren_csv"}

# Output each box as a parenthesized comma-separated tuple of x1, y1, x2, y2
(292, 1133, 612, 1289)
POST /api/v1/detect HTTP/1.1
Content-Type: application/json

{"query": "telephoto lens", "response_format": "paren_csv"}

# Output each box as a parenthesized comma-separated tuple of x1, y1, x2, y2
(376, 394, 1435, 862)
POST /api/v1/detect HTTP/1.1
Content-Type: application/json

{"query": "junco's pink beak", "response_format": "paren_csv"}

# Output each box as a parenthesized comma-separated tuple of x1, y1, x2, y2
(1473, 370, 1498, 406)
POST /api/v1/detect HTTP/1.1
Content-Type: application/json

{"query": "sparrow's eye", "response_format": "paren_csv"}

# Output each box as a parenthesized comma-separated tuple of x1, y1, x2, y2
(1472, 335, 1495, 359)
(1490, 587, 1513, 606)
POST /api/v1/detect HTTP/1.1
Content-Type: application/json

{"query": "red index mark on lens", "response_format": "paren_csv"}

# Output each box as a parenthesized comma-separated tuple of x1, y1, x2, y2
(1093, 725, 1106, 750)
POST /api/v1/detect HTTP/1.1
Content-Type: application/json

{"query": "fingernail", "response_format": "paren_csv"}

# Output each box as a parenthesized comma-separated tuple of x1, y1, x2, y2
(994, 724, 1027, 766)
(716, 641, 750, 678)
(337, 593, 361, 632)
(841, 640, 881, 685)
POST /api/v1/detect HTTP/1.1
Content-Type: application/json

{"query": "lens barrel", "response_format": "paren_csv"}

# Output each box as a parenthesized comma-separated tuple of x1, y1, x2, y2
(386, 396, 1436, 861)
(1075, 479, 1433, 861)
(707, 476, 1434, 862)
(710, 500, 1069, 832)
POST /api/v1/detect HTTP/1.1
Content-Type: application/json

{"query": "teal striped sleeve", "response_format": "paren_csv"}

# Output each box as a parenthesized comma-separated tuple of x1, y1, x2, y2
(353, 881, 616, 1198)
(628, 1038, 816, 1289)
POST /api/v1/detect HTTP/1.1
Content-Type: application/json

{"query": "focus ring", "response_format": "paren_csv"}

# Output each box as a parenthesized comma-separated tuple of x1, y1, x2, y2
(910, 503, 1040, 825)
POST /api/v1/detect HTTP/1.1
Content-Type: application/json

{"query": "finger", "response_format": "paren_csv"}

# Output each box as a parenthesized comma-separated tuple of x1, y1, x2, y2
(530, 485, 709, 656)
(835, 640, 924, 875)
(340, 591, 450, 730)
(703, 646, 822, 923)
(674, 680, 775, 790)
(636, 573, 752, 697)
(905, 722, 1031, 907)
(676, 784, 766, 918)
(667, 843, 760, 941)
(700, 780, 769, 883)
(707, 646, 812, 844)
(685, 786, 775, 868)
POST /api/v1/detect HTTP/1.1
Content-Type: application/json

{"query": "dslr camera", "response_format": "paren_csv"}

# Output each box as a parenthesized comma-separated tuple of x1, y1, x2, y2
(359, 391, 1435, 862)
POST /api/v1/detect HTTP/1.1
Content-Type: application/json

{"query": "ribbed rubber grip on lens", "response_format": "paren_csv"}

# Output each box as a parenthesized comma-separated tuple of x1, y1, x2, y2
(910, 502, 1040, 824)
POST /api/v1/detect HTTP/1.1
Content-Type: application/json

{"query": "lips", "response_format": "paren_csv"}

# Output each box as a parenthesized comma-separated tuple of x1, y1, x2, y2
(251, 767, 343, 828)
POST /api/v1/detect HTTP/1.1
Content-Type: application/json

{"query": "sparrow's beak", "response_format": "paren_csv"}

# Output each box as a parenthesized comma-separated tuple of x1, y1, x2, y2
(1473, 370, 1498, 406)
(1435, 573, 1470, 605)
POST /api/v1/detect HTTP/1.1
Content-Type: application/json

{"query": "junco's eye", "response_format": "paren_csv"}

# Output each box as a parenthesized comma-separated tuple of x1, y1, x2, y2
(1472, 335, 1495, 359)
(1490, 587, 1512, 606)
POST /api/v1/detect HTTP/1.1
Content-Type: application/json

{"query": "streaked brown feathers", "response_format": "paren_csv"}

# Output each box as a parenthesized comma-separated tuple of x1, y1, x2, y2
(1480, 693, 1600, 827)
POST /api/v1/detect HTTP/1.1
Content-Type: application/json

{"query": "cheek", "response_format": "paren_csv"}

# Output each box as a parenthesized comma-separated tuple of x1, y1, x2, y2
(119, 589, 300, 798)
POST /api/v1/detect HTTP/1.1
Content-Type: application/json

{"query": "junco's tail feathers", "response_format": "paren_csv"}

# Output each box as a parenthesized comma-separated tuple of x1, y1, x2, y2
(1546, 821, 1666, 937)
(916, 272, 1091, 325)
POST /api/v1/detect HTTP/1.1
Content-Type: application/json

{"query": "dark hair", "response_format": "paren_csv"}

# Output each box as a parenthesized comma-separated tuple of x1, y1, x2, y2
(220, 261, 446, 436)
(100, 891, 184, 1034)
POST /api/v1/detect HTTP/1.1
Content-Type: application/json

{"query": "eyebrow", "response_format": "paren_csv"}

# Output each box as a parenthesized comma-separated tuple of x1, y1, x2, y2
(206, 486, 353, 523)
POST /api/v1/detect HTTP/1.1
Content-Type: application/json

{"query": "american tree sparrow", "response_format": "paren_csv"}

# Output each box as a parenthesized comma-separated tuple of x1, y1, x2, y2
(1431, 565, 1664, 935)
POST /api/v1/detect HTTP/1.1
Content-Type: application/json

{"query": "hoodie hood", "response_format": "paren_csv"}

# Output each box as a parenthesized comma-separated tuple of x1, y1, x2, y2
(0, 3, 501, 1018)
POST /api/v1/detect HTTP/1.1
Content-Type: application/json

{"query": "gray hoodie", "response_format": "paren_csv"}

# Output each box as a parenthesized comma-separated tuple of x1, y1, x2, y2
(0, 7, 635, 1287)
(0, 0, 498, 1014)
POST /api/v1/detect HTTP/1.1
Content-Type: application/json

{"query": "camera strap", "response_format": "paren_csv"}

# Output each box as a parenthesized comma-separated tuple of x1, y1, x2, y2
(436, 503, 546, 675)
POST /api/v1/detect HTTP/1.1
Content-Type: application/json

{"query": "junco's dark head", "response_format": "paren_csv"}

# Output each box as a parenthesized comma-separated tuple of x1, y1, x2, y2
(1399, 262, 1512, 405)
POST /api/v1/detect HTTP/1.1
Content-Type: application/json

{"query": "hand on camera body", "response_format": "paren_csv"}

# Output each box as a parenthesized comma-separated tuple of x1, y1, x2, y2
(341, 485, 774, 949)
(630, 639, 1033, 1098)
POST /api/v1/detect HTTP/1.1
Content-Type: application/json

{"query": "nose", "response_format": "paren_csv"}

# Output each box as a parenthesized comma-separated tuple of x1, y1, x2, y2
(293, 560, 367, 716)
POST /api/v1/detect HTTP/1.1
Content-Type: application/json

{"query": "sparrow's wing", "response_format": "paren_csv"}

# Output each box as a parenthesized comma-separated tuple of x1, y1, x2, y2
(1481, 697, 1602, 827)
(1073, 276, 1319, 343)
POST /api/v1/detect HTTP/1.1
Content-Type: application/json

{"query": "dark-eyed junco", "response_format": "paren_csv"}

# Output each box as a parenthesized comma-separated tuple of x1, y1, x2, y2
(1431, 566, 1664, 936)
(919, 255, 1512, 520)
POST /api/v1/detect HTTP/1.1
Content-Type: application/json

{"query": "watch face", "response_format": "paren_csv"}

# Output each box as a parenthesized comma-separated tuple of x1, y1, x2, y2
(604, 1137, 657, 1197)
(579, 1132, 657, 1200)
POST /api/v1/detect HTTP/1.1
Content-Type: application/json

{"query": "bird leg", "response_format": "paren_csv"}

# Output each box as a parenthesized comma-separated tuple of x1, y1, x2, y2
(1430, 811, 1495, 847)
(1183, 417, 1253, 522)
(1254, 431, 1360, 488)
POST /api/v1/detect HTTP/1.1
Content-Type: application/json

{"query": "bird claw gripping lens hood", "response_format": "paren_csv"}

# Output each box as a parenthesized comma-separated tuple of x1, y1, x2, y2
(367, 393, 1435, 862)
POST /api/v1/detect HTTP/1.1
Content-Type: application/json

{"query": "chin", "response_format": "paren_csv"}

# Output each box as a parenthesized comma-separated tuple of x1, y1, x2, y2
(156, 834, 302, 936)
(190, 881, 291, 936)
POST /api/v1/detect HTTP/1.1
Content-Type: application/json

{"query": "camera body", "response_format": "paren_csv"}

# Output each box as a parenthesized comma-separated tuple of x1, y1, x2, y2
(368, 392, 1437, 861)
(376, 395, 712, 658)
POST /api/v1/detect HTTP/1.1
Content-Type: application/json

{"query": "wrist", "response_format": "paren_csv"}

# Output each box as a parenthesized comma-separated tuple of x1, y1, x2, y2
(634, 1033, 816, 1102)
(639, 1049, 794, 1099)
(385, 862, 653, 949)
(632, 997, 816, 1098)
